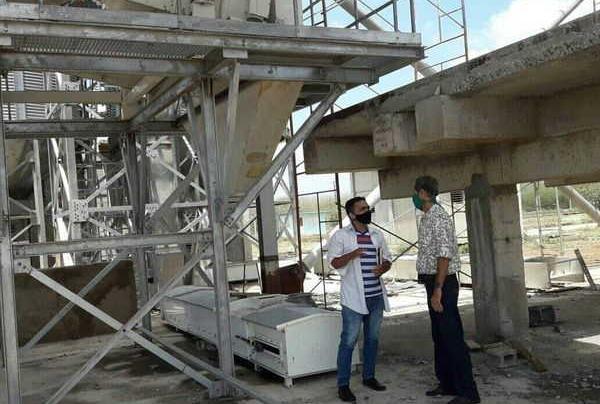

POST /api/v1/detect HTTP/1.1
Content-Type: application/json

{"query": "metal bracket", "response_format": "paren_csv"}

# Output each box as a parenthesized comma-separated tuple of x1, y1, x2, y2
(13, 259, 32, 274)
(69, 199, 89, 222)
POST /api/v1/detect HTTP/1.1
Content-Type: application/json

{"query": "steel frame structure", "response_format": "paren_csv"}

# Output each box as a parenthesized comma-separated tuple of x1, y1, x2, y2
(0, 3, 422, 403)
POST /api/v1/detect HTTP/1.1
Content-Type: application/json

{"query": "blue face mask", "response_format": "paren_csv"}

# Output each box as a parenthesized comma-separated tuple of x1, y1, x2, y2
(412, 194, 424, 211)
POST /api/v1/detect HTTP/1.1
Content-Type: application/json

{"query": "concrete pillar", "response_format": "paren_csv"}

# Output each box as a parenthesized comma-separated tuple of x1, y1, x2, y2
(256, 182, 279, 292)
(465, 174, 529, 344)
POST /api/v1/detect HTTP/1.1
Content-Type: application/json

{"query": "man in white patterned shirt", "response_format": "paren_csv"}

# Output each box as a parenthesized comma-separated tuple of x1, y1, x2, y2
(414, 176, 480, 404)
(328, 197, 392, 402)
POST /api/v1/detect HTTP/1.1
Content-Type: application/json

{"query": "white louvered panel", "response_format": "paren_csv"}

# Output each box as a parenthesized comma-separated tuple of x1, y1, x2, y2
(46, 73, 59, 91)
(23, 71, 48, 119)
(1, 72, 17, 121)
(22, 71, 45, 90)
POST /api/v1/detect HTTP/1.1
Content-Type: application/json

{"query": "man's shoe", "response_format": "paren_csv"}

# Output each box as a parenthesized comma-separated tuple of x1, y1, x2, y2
(426, 385, 456, 397)
(363, 378, 387, 391)
(338, 386, 356, 402)
(447, 396, 481, 404)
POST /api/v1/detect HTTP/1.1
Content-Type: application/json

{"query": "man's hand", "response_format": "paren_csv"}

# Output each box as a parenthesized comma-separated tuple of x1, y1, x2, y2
(331, 248, 364, 270)
(372, 265, 389, 277)
(430, 288, 444, 313)
(350, 248, 365, 259)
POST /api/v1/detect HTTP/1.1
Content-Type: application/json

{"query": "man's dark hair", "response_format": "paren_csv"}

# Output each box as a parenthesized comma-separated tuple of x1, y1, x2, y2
(344, 196, 366, 215)
(414, 176, 439, 197)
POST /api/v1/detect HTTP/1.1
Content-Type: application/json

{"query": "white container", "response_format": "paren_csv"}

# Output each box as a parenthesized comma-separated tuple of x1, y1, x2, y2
(161, 286, 360, 387)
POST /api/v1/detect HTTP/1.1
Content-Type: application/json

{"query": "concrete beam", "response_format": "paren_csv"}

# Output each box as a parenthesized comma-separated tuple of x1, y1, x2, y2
(544, 174, 600, 187)
(303, 135, 389, 174)
(311, 108, 372, 138)
(372, 112, 418, 156)
(371, 109, 478, 157)
(538, 84, 600, 137)
(370, 85, 600, 157)
(312, 83, 600, 162)
(415, 95, 537, 145)
(379, 129, 600, 198)
(311, 11, 600, 140)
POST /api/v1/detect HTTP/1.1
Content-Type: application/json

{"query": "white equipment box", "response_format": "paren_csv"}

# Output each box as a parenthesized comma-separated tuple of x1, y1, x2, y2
(161, 286, 360, 387)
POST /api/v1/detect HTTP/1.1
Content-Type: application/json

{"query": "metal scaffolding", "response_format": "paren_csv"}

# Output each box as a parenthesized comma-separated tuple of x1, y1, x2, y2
(0, 2, 422, 403)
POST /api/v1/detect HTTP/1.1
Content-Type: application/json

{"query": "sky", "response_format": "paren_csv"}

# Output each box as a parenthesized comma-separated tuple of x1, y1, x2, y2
(285, 0, 597, 200)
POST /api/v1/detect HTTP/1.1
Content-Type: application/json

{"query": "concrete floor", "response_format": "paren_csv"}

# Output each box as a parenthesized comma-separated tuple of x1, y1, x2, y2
(3, 280, 600, 404)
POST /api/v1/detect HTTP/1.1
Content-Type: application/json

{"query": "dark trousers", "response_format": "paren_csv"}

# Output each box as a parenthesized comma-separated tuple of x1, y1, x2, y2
(421, 274, 479, 401)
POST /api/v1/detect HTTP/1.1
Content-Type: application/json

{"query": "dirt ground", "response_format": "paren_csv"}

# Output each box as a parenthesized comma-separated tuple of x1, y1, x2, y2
(4, 276, 600, 404)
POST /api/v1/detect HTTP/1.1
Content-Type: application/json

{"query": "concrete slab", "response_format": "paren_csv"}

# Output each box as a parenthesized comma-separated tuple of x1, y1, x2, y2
(6, 288, 600, 403)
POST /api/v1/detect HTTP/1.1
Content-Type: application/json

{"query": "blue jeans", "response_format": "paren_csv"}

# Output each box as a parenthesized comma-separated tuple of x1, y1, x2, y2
(337, 295, 384, 387)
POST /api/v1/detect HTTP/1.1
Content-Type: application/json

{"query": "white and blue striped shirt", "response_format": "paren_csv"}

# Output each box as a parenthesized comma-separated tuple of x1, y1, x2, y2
(356, 230, 383, 299)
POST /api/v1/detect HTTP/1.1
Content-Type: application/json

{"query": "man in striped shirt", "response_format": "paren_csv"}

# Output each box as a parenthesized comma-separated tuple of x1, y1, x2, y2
(356, 231, 384, 298)
(328, 197, 392, 402)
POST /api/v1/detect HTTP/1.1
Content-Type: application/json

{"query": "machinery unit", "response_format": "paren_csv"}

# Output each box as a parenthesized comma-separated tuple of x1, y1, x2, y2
(161, 286, 360, 386)
(217, 0, 270, 22)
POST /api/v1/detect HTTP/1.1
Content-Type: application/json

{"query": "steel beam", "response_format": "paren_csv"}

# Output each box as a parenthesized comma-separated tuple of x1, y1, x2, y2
(124, 133, 152, 330)
(0, 82, 21, 404)
(198, 78, 236, 384)
(0, 53, 204, 77)
(44, 249, 210, 403)
(2, 90, 123, 104)
(130, 77, 201, 129)
(147, 163, 203, 232)
(184, 95, 208, 188)
(256, 183, 279, 292)
(0, 5, 421, 55)
(4, 120, 184, 139)
(21, 252, 130, 352)
(225, 85, 344, 226)
(12, 231, 212, 257)
(139, 328, 277, 404)
(65, 138, 82, 244)
(27, 266, 216, 399)
(0, 53, 377, 84)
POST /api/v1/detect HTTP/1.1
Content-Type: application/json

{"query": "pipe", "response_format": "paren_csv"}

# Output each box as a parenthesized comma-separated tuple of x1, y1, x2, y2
(549, 0, 586, 28)
(558, 185, 600, 226)
(336, 0, 435, 77)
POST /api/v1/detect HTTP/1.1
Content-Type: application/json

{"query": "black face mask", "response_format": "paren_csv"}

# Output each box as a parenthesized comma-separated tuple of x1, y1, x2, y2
(354, 210, 372, 225)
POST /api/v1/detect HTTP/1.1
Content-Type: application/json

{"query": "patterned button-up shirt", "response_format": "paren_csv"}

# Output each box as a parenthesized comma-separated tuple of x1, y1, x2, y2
(416, 203, 460, 275)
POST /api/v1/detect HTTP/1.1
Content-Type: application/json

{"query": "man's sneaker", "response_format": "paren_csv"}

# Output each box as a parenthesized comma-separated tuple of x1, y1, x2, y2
(338, 386, 356, 402)
(426, 385, 456, 396)
(447, 396, 481, 404)
(363, 378, 387, 391)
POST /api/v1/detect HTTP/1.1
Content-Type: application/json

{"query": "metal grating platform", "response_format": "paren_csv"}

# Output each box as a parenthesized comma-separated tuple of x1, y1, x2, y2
(13, 35, 211, 60)
(0, 4, 423, 79)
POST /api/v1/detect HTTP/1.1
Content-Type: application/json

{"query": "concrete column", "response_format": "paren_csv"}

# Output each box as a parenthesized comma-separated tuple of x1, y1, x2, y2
(465, 174, 529, 343)
(256, 182, 279, 292)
